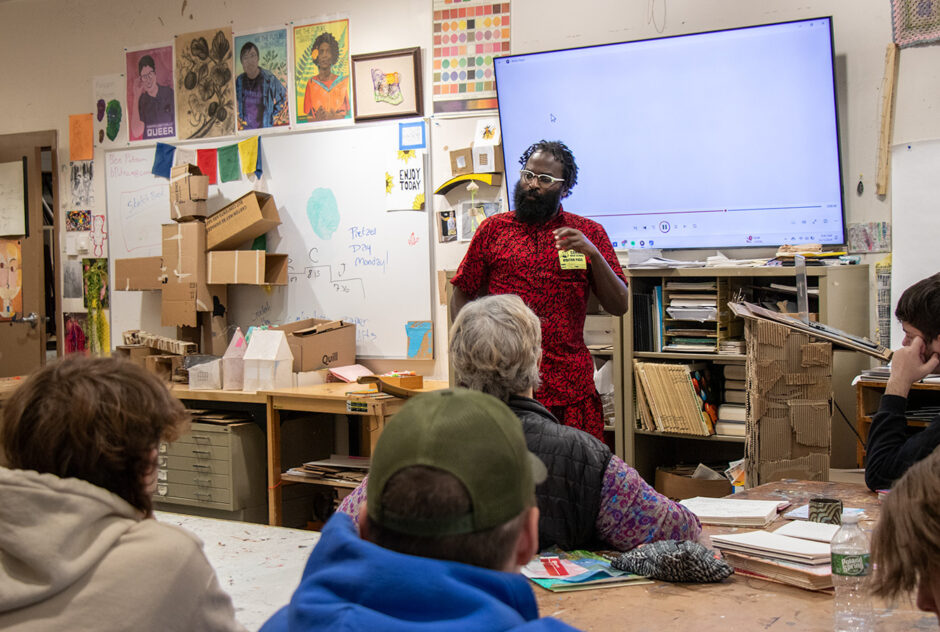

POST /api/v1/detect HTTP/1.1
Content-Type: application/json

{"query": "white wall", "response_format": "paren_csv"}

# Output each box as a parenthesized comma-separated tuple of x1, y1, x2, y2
(0, 0, 931, 379)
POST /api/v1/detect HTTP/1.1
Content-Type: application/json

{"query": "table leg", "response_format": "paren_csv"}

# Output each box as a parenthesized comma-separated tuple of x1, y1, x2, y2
(267, 399, 283, 526)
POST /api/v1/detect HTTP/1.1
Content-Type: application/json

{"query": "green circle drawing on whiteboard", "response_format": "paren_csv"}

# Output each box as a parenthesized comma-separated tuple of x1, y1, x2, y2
(307, 188, 340, 239)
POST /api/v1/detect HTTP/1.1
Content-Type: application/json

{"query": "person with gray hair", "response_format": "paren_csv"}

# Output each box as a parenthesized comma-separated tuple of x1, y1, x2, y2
(339, 294, 700, 551)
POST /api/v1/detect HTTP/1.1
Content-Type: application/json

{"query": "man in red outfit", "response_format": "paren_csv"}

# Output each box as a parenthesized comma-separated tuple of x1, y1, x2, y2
(450, 140, 628, 440)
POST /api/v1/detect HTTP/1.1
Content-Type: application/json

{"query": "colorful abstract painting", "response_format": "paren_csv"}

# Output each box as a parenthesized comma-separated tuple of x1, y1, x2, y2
(234, 28, 289, 130)
(0, 239, 23, 321)
(126, 45, 176, 142)
(432, 0, 509, 113)
(176, 27, 236, 139)
(293, 19, 351, 123)
(66, 209, 91, 232)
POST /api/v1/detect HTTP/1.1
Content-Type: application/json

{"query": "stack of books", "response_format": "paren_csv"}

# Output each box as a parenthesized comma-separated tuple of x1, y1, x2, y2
(286, 454, 370, 483)
(711, 521, 838, 591)
(718, 339, 746, 355)
(716, 365, 746, 436)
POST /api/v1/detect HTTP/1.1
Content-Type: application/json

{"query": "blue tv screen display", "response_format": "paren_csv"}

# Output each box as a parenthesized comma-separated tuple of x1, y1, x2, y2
(494, 18, 845, 249)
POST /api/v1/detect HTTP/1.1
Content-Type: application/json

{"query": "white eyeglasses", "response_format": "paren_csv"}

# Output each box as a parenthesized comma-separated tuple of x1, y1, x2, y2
(519, 169, 564, 186)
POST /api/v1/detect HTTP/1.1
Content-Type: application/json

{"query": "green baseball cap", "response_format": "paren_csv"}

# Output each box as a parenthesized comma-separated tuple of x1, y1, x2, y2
(366, 388, 547, 537)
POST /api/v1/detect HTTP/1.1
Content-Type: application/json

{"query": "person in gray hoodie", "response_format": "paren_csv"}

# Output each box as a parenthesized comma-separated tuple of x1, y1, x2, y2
(0, 355, 244, 632)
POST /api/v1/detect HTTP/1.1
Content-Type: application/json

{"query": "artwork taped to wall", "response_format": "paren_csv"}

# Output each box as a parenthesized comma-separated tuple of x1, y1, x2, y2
(891, 0, 940, 47)
(82, 258, 110, 353)
(176, 27, 236, 139)
(432, 0, 510, 113)
(93, 73, 128, 147)
(66, 209, 92, 232)
(0, 238, 23, 321)
(847, 221, 891, 254)
(68, 114, 94, 162)
(459, 200, 501, 241)
(293, 18, 351, 124)
(126, 45, 176, 142)
(70, 161, 94, 208)
(63, 259, 84, 301)
(234, 28, 290, 131)
(437, 210, 457, 243)
(385, 150, 425, 211)
(64, 312, 88, 354)
(405, 320, 433, 360)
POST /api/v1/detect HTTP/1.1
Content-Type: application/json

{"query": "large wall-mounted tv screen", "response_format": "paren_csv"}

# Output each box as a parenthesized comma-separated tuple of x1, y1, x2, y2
(494, 17, 845, 250)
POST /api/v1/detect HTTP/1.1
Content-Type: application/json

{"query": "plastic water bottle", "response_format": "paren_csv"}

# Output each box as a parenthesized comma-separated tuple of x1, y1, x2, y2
(830, 512, 873, 631)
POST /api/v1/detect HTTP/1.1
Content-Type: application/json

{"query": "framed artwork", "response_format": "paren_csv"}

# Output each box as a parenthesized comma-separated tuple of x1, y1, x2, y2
(351, 47, 423, 122)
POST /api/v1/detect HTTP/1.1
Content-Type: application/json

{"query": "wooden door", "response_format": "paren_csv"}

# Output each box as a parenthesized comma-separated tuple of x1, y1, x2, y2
(0, 131, 57, 377)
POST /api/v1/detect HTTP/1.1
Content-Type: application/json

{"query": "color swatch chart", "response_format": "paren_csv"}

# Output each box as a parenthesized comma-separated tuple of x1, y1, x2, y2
(432, 0, 511, 113)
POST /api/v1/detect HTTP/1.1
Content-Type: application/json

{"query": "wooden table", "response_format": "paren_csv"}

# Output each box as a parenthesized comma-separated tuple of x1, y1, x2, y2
(536, 480, 930, 631)
(262, 380, 448, 526)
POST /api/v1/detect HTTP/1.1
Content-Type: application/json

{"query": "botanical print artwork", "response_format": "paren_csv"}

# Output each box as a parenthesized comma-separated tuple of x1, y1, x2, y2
(234, 29, 289, 130)
(294, 19, 351, 123)
(176, 27, 236, 139)
(126, 46, 176, 142)
(82, 258, 110, 353)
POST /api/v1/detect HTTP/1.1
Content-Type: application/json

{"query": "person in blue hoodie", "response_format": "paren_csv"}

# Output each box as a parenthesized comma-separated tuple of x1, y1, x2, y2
(260, 388, 580, 632)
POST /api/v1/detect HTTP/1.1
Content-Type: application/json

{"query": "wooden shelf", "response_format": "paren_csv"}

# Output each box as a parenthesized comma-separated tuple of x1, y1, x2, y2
(280, 472, 361, 489)
(634, 351, 746, 362)
(635, 428, 745, 443)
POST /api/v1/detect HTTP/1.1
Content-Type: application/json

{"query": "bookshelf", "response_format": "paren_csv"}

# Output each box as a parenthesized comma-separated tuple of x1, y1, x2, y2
(620, 265, 870, 482)
(854, 379, 940, 467)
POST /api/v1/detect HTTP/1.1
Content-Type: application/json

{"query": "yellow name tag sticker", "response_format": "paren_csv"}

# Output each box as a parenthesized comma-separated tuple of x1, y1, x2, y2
(558, 250, 587, 270)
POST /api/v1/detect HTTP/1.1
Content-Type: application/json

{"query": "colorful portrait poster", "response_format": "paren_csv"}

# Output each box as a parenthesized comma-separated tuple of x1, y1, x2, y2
(126, 45, 176, 142)
(293, 19, 351, 123)
(176, 27, 236, 139)
(0, 239, 23, 321)
(234, 29, 289, 131)
(93, 74, 127, 147)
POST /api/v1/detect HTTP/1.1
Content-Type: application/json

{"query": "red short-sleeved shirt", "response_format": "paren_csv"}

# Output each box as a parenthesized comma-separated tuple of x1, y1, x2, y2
(451, 208, 627, 407)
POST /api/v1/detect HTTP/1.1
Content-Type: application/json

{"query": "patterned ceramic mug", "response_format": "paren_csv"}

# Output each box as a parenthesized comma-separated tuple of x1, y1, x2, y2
(808, 497, 843, 525)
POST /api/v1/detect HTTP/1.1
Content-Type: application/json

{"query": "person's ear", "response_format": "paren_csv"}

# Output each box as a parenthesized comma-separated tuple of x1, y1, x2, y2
(511, 506, 540, 571)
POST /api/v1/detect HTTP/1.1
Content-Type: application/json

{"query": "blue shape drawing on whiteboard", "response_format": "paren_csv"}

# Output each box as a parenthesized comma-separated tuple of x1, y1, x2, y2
(307, 188, 340, 239)
(405, 321, 433, 358)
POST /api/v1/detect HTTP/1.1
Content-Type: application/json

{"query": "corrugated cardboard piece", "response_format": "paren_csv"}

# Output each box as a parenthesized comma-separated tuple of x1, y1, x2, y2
(206, 191, 281, 251)
(273, 318, 356, 372)
(207, 250, 288, 285)
(170, 164, 209, 202)
(114, 256, 164, 291)
(744, 318, 833, 486)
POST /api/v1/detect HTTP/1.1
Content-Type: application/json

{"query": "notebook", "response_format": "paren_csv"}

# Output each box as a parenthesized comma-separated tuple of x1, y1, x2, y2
(679, 497, 782, 527)
(710, 530, 831, 565)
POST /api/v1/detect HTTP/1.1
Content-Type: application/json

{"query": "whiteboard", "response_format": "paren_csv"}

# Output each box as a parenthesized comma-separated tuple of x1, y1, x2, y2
(105, 122, 433, 358)
(0, 159, 26, 237)
(890, 140, 940, 348)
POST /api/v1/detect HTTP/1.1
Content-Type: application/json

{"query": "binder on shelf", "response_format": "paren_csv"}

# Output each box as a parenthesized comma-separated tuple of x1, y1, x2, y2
(633, 361, 714, 436)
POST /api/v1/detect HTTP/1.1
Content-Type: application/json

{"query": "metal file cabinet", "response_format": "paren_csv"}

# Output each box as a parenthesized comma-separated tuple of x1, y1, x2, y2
(155, 421, 266, 511)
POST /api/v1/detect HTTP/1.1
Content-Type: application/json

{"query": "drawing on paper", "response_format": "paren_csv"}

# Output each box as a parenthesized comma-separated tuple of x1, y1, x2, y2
(71, 161, 94, 208)
(63, 259, 83, 299)
(405, 320, 433, 359)
(293, 19, 351, 123)
(126, 46, 176, 142)
(234, 29, 289, 130)
(0, 238, 23, 321)
(847, 221, 891, 254)
(459, 200, 500, 241)
(66, 209, 91, 232)
(64, 312, 88, 354)
(82, 258, 110, 353)
(94, 74, 126, 146)
(307, 188, 341, 239)
(176, 27, 236, 139)
(385, 150, 425, 211)
(371, 68, 404, 106)
(438, 210, 457, 243)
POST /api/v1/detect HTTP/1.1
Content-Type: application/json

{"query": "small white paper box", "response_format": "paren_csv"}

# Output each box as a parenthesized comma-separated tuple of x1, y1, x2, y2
(243, 330, 294, 392)
(189, 358, 222, 390)
(222, 327, 247, 391)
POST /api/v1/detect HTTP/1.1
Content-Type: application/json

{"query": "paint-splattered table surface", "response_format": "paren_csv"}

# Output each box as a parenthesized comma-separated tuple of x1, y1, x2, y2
(155, 511, 316, 631)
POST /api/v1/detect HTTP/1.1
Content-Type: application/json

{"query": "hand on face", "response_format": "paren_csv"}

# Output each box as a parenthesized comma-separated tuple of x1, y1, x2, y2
(887, 336, 940, 396)
(553, 227, 598, 259)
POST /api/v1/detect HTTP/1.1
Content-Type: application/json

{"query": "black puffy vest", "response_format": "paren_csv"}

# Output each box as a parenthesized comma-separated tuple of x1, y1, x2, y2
(508, 396, 612, 551)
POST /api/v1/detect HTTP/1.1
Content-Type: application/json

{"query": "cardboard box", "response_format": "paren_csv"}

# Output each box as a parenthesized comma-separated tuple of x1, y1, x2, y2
(114, 344, 156, 367)
(161, 222, 217, 327)
(243, 330, 294, 392)
(472, 142, 504, 173)
(206, 191, 281, 251)
(169, 164, 209, 203)
(273, 318, 356, 372)
(207, 250, 288, 285)
(170, 199, 208, 222)
(114, 256, 164, 291)
(654, 466, 732, 501)
(144, 354, 184, 382)
(449, 147, 474, 177)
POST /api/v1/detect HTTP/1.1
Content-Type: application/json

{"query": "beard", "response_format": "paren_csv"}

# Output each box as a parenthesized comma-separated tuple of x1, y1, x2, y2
(513, 180, 562, 225)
